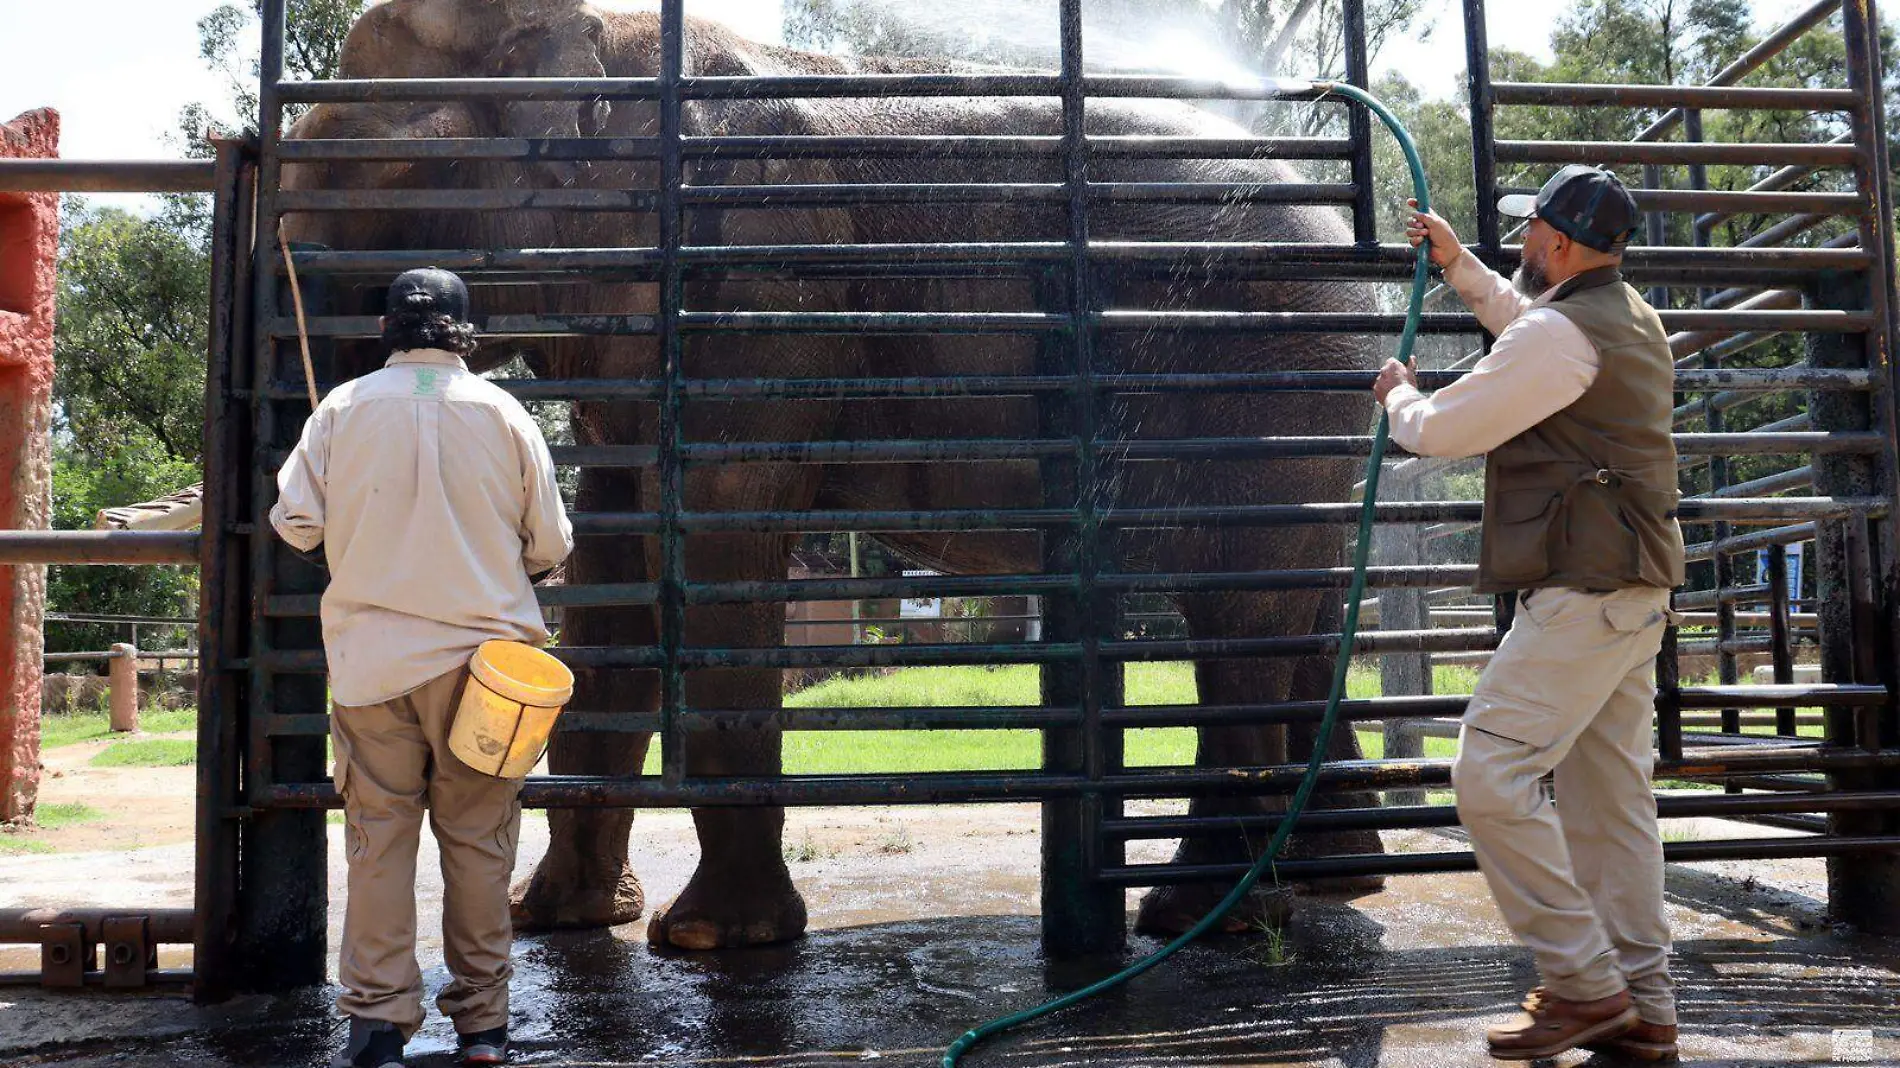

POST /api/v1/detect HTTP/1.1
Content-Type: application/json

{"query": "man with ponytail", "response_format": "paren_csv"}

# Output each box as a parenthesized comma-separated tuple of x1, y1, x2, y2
(272, 268, 573, 1068)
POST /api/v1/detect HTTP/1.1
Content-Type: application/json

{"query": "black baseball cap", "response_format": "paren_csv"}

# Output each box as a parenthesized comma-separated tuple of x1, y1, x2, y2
(1498, 165, 1640, 253)
(386, 267, 472, 324)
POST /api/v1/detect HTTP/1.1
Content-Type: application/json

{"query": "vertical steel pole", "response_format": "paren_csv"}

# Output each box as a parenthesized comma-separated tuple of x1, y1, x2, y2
(237, 0, 328, 989)
(1831, 0, 1900, 932)
(1040, 0, 1124, 957)
(1343, 0, 1376, 245)
(1462, 0, 1499, 255)
(193, 137, 247, 1004)
(657, 0, 688, 787)
(1683, 109, 1740, 743)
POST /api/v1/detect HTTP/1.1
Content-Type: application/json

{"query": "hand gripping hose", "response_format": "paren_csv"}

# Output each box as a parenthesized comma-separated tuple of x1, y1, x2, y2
(944, 80, 1432, 1067)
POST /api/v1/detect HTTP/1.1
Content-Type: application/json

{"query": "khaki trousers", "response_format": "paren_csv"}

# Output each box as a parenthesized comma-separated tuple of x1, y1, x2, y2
(330, 668, 523, 1038)
(1451, 585, 1676, 1027)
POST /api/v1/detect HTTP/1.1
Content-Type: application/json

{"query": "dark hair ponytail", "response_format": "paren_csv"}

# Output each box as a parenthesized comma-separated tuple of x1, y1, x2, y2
(382, 293, 480, 357)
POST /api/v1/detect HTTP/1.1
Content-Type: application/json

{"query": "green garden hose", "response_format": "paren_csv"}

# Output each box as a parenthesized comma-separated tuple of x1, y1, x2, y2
(943, 80, 1433, 1067)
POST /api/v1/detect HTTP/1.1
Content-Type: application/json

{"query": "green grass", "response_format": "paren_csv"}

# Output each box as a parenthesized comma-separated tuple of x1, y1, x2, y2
(90, 739, 197, 768)
(625, 662, 1473, 775)
(33, 802, 104, 829)
(0, 836, 55, 855)
(41, 707, 197, 749)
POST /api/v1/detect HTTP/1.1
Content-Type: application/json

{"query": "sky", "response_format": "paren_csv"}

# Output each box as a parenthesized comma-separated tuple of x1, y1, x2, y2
(0, 0, 1823, 211)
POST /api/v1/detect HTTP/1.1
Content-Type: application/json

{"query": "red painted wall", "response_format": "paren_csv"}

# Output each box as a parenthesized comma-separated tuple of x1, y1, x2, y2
(0, 108, 59, 822)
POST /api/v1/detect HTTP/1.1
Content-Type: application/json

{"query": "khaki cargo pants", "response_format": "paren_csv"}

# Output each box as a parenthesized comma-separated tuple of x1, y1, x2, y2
(331, 667, 523, 1038)
(1452, 585, 1676, 1027)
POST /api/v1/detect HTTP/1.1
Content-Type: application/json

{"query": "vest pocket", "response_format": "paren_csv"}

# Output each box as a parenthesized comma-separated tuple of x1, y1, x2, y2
(1486, 489, 1561, 585)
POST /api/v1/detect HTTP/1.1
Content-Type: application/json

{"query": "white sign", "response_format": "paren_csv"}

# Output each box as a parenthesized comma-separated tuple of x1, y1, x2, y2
(899, 569, 941, 618)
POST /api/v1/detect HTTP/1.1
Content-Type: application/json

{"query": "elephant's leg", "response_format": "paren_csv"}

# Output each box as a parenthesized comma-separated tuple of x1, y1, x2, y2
(1133, 533, 1385, 936)
(511, 467, 657, 930)
(646, 532, 808, 951)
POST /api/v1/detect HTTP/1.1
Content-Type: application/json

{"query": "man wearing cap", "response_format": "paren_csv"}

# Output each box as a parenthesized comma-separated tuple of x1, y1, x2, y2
(1373, 167, 1686, 1062)
(272, 268, 574, 1068)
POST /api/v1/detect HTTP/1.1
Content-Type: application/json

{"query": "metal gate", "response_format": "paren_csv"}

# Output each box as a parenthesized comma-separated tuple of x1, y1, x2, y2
(3, 0, 1899, 999)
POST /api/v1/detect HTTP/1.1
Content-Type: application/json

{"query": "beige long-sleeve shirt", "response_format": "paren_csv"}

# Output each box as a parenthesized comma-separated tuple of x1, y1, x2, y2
(1382, 250, 1601, 459)
(269, 349, 574, 707)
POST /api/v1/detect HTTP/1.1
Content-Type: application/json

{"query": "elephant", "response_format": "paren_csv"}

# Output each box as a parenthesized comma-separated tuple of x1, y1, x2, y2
(282, 0, 1388, 952)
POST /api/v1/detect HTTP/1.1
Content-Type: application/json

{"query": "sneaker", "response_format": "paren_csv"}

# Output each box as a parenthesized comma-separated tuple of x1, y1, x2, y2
(333, 1019, 406, 1068)
(1486, 986, 1638, 1061)
(458, 1026, 510, 1066)
(1586, 1018, 1680, 1062)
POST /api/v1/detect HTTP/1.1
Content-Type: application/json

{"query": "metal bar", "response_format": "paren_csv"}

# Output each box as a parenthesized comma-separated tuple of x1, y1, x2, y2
(0, 531, 199, 565)
(273, 72, 1366, 105)
(1705, 466, 1815, 498)
(657, 0, 687, 788)
(0, 909, 194, 945)
(237, 0, 327, 993)
(0, 159, 218, 193)
(1462, 0, 1499, 252)
(1495, 186, 1864, 215)
(282, 240, 1868, 276)
(1037, 0, 1123, 956)
(1343, 0, 1376, 244)
(258, 750, 1900, 810)
(1635, 0, 1846, 141)
(1496, 140, 1859, 166)
(1490, 83, 1860, 109)
(1102, 790, 1900, 840)
(1685, 522, 1816, 562)
(193, 138, 247, 1005)
(309, 365, 1864, 403)
(1099, 837, 1900, 885)
(550, 497, 1883, 537)
(519, 431, 1891, 467)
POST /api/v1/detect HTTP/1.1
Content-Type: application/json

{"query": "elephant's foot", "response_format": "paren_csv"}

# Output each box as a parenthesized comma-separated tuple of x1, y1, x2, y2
(510, 862, 645, 931)
(1134, 881, 1293, 937)
(647, 864, 807, 951)
(1283, 825, 1387, 898)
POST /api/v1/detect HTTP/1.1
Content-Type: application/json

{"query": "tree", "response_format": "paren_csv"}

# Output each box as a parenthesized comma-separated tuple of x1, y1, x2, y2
(189, 0, 368, 139)
(44, 3, 367, 657)
(44, 200, 211, 655)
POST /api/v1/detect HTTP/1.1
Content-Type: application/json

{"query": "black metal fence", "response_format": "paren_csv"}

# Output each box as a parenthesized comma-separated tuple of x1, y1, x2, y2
(1, 0, 1897, 998)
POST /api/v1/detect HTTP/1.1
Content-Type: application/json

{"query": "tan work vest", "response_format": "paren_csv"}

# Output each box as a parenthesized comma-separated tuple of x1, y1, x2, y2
(1475, 266, 1687, 595)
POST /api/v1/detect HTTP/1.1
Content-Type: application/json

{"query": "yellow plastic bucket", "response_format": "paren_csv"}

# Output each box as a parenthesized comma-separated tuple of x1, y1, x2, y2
(449, 641, 575, 779)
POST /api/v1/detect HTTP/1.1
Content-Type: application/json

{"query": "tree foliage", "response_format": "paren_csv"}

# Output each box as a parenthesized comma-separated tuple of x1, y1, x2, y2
(45, 3, 366, 654)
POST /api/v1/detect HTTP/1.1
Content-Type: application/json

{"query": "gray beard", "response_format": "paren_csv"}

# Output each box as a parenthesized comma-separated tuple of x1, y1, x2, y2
(1512, 261, 1550, 298)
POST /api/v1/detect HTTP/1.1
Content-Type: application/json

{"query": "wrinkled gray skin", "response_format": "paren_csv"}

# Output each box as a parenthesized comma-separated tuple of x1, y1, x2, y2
(285, 0, 1386, 951)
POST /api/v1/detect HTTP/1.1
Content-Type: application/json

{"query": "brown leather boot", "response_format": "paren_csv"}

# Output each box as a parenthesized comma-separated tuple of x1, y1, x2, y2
(1586, 1019, 1679, 1062)
(1486, 986, 1638, 1061)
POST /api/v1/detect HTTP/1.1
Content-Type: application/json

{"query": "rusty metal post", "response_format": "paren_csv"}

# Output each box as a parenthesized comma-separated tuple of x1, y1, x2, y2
(1461, 0, 1499, 254)
(1040, 0, 1124, 958)
(1808, 269, 1900, 931)
(232, 0, 329, 989)
(1827, 0, 1900, 934)
(107, 644, 138, 732)
(194, 137, 253, 1004)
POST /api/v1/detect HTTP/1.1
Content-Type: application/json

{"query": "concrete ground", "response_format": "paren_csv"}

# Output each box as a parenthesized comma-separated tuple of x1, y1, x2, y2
(3, 805, 1899, 1067)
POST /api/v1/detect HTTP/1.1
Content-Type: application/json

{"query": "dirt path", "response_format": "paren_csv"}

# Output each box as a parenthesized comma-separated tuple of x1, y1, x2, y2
(6, 734, 198, 854)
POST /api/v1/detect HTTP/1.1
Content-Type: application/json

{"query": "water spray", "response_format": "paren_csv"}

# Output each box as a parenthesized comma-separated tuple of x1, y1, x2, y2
(943, 79, 1433, 1067)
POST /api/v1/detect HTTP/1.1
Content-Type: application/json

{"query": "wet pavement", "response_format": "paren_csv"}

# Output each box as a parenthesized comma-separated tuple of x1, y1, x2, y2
(4, 806, 1899, 1066)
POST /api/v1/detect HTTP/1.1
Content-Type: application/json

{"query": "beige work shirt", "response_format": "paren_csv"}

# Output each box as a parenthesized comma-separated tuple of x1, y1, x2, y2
(269, 349, 574, 707)
(1382, 250, 1602, 459)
